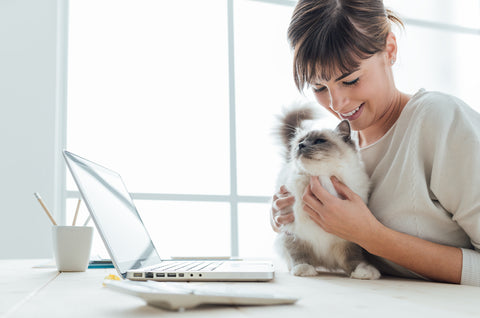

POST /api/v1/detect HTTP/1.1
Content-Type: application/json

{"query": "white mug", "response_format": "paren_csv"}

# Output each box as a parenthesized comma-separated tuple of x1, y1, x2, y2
(52, 225, 93, 272)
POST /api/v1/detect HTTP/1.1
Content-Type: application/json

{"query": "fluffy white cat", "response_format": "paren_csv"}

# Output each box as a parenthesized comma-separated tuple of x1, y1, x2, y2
(274, 103, 380, 280)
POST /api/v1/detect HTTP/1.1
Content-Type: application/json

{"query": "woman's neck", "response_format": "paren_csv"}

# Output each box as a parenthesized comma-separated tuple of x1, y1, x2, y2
(358, 91, 410, 148)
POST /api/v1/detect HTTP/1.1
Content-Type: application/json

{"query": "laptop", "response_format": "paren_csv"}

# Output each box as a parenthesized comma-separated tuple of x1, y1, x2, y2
(63, 150, 274, 281)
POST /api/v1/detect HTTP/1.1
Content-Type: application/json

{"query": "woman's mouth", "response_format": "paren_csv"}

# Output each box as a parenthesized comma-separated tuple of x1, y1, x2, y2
(340, 103, 364, 121)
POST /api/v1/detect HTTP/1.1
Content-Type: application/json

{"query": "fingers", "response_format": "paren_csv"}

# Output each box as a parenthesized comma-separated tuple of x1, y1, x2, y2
(303, 204, 327, 231)
(330, 176, 356, 200)
(274, 195, 295, 212)
(311, 176, 332, 202)
(274, 213, 295, 226)
(303, 176, 333, 206)
(271, 186, 295, 232)
(273, 186, 294, 213)
(302, 181, 323, 209)
(271, 178, 357, 234)
(271, 205, 294, 233)
(307, 176, 356, 203)
(279, 185, 289, 195)
(302, 184, 329, 230)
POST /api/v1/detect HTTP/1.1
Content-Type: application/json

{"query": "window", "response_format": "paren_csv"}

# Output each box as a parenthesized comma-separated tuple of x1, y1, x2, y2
(66, 0, 480, 259)
(384, 0, 480, 109)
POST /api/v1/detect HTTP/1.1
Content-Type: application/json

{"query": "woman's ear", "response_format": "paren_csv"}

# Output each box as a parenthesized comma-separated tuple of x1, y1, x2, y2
(385, 32, 398, 65)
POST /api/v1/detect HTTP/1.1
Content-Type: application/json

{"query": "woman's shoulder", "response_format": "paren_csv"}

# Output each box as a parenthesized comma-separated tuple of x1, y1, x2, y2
(408, 89, 467, 115)
(403, 89, 477, 129)
(398, 89, 480, 152)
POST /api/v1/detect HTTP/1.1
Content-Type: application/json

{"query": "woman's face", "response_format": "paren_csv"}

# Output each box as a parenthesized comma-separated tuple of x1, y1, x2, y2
(311, 51, 396, 133)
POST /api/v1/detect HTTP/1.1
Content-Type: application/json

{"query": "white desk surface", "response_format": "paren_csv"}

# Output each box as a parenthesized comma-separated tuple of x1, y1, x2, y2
(2, 259, 479, 318)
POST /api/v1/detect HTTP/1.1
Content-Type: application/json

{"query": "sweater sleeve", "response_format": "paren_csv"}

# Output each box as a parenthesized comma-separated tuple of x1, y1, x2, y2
(461, 248, 480, 286)
(419, 93, 480, 286)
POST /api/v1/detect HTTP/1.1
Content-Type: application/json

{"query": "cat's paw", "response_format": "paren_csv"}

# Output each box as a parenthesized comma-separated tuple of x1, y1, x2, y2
(291, 264, 318, 276)
(350, 263, 381, 280)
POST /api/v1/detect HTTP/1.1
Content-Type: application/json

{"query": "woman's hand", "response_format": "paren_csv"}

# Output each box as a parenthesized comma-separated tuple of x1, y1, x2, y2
(302, 176, 381, 246)
(270, 185, 295, 233)
(303, 176, 463, 284)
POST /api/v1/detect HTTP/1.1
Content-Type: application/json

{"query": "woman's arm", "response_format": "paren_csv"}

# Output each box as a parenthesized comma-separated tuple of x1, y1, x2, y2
(303, 176, 462, 284)
(368, 222, 462, 284)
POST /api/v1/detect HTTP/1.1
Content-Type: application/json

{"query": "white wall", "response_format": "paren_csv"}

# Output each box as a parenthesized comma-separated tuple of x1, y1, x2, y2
(0, 0, 66, 259)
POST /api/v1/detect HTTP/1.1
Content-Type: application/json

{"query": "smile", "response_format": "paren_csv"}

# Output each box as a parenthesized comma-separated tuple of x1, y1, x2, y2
(342, 107, 360, 117)
(339, 103, 364, 120)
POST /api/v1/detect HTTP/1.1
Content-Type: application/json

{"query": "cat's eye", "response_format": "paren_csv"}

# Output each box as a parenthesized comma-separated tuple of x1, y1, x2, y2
(314, 138, 327, 145)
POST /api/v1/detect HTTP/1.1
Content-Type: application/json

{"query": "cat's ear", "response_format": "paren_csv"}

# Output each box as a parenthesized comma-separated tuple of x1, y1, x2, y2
(335, 120, 351, 142)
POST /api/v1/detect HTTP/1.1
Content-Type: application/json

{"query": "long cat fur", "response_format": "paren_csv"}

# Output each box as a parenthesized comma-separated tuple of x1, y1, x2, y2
(274, 102, 380, 279)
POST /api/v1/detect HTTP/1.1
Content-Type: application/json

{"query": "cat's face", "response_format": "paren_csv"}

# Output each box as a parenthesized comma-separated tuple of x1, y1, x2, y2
(290, 120, 356, 173)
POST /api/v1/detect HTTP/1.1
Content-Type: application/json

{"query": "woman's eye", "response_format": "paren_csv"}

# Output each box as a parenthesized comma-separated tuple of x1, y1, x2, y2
(343, 78, 359, 86)
(312, 86, 327, 93)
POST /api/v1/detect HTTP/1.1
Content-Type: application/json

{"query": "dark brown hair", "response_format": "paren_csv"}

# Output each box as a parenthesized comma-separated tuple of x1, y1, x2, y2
(288, 0, 403, 91)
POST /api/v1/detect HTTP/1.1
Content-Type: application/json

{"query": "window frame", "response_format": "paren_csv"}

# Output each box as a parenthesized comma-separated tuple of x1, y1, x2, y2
(62, 0, 480, 257)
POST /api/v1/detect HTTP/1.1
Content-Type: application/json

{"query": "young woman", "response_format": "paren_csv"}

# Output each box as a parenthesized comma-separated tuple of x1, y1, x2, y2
(271, 0, 480, 286)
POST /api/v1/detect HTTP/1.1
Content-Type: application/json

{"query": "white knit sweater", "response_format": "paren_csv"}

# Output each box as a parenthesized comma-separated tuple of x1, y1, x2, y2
(357, 89, 480, 286)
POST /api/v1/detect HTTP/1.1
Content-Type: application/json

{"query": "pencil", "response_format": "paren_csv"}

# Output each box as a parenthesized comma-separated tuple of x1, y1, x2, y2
(33, 192, 57, 226)
(72, 198, 82, 226)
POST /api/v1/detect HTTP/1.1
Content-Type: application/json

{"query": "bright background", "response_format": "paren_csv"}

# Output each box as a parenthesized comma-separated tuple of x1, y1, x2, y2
(65, 0, 480, 259)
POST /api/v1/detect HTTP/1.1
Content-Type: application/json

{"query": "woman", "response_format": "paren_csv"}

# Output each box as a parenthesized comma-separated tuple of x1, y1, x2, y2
(271, 0, 480, 286)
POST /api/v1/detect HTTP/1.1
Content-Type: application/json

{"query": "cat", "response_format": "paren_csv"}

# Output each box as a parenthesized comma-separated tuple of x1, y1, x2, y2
(274, 103, 380, 280)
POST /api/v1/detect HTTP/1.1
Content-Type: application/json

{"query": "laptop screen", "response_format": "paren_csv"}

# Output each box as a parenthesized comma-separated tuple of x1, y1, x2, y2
(63, 151, 162, 276)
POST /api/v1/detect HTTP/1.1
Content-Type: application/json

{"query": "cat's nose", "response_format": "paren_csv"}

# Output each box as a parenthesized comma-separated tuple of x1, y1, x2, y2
(298, 142, 306, 150)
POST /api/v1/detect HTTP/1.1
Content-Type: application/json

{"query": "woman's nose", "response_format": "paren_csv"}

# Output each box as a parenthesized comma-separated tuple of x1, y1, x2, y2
(328, 88, 349, 112)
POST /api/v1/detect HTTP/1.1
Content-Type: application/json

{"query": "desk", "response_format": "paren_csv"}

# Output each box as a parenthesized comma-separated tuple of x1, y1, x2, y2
(2, 259, 479, 317)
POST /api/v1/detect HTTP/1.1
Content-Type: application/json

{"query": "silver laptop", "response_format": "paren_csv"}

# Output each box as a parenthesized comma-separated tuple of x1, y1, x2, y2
(63, 150, 274, 281)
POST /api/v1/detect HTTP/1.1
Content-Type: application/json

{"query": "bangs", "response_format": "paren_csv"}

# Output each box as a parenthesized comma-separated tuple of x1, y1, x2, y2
(289, 3, 386, 91)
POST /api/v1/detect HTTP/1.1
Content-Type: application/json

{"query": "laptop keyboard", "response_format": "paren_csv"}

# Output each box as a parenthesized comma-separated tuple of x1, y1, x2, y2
(151, 261, 224, 272)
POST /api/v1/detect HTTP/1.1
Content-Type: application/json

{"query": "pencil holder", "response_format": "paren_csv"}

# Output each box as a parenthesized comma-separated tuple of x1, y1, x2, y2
(52, 225, 93, 272)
